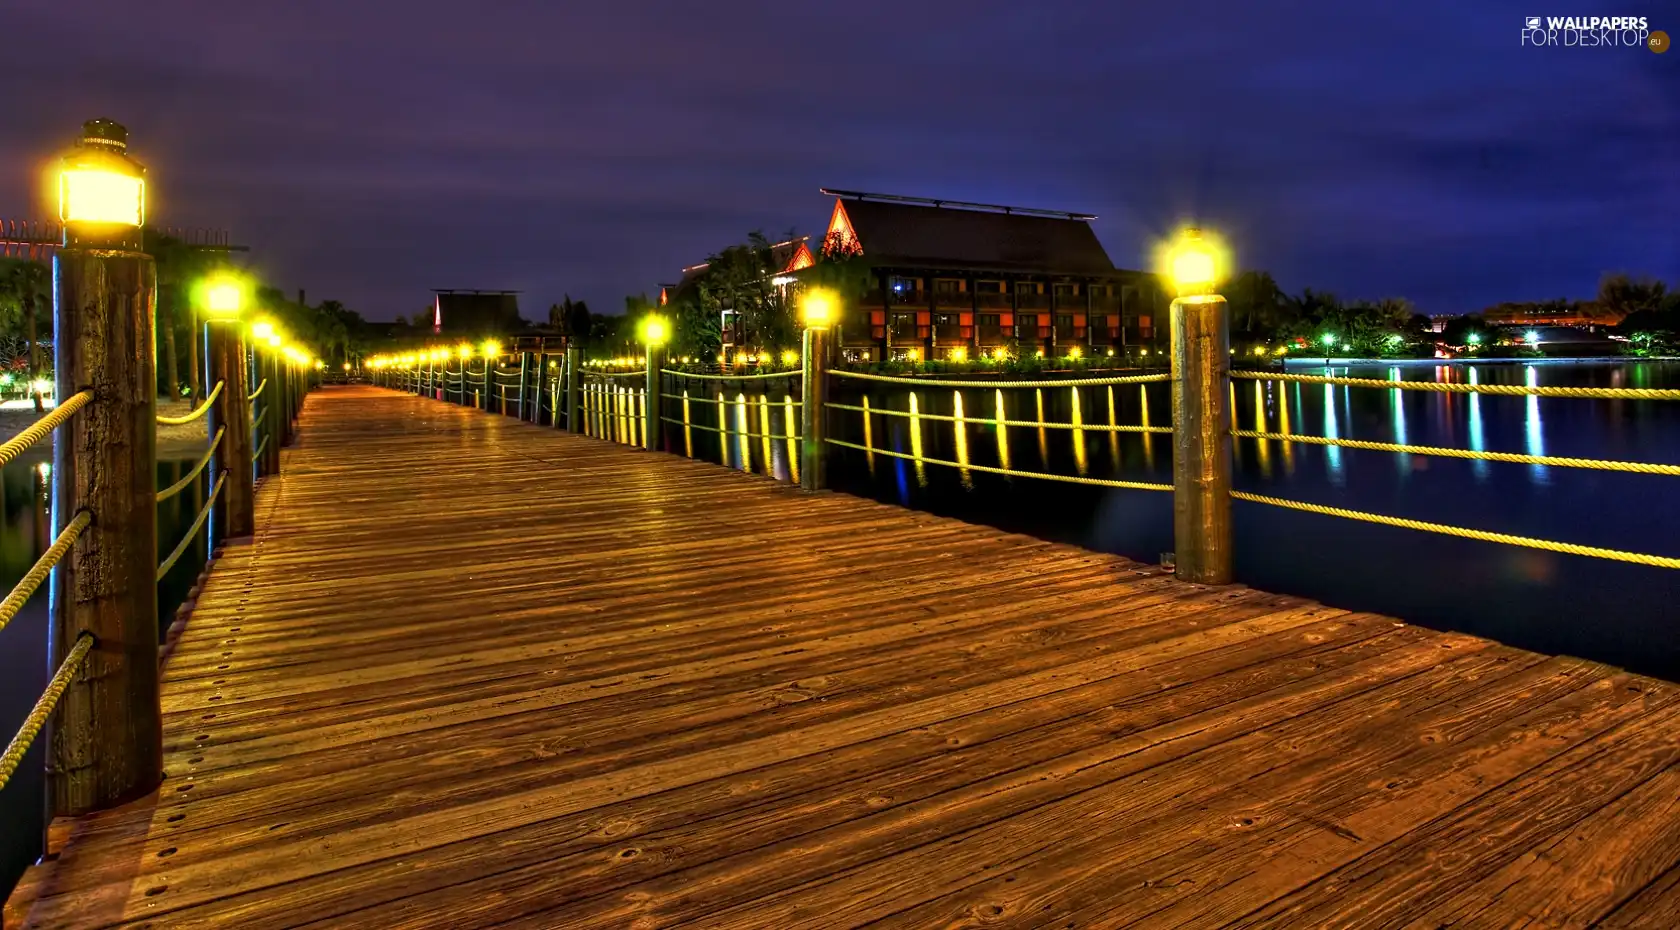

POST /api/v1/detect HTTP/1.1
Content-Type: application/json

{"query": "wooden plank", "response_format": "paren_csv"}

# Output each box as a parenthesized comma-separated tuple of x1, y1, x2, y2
(11, 385, 1680, 930)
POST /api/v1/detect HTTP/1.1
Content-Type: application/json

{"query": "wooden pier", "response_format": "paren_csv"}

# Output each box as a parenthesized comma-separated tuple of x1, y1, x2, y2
(9, 385, 1680, 929)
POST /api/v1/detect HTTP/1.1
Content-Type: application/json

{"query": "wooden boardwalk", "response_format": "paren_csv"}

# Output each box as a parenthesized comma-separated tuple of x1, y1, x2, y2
(9, 384, 1680, 929)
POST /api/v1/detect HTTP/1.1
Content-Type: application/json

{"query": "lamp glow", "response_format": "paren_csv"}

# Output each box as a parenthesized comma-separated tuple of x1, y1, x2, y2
(251, 321, 275, 341)
(950, 347, 967, 362)
(458, 343, 473, 359)
(1321, 333, 1335, 346)
(481, 339, 500, 359)
(1160, 226, 1227, 297)
(1467, 333, 1482, 346)
(1067, 346, 1082, 359)
(639, 315, 670, 347)
(56, 120, 146, 236)
(780, 349, 798, 366)
(800, 288, 838, 328)
(1524, 330, 1540, 345)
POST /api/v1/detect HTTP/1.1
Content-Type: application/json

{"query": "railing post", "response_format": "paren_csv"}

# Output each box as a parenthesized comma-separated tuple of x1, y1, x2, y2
(48, 243, 161, 814)
(644, 347, 663, 451)
(263, 351, 282, 477)
(517, 351, 530, 421)
(565, 347, 582, 433)
(206, 322, 254, 540)
(282, 360, 297, 446)
(800, 325, 828, 491)
(1169, 294, 1233, 584)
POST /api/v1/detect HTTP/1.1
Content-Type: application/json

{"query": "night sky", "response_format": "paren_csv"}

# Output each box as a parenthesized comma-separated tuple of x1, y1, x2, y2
(2, 1, 1674, 321)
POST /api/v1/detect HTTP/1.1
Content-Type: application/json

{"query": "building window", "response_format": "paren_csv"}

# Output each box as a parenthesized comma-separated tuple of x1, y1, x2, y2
(1018, 314, 1039, 329)
(1015, 282, 1038, 295)
(890, 276, 922, 296)
(974, 280, 1003, 294)
(1056, 315, 1074, 332)
(933, 313, 959, 327)
(935, 279, 962, 294)
(978, 313, 1000, 327)
(1054, 284, 1077, 298)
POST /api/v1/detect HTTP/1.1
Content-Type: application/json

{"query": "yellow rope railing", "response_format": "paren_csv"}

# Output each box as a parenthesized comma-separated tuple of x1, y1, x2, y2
(1232, 370, 1680, 401)
(247, 378, 268, 402)
(156, 380, 223, 426)
(252, 434, 269, 463)
(660, 369, 801, 381)
(1231, 430, 1680, 476)
(0, 633, 94, 792)
(157, 470, 226, 582)
(661, 416, 797, 441)
(661, 393, 802, 407)
(1231, 491, 1680, 569)
(157, 428, 224, 502)
(0, 510, 90, 637)
(831, 370, 1171, 390)
(0, 389, 92, 469)
(827, 401, 1171, 434)
(826, 437, 1173, 492)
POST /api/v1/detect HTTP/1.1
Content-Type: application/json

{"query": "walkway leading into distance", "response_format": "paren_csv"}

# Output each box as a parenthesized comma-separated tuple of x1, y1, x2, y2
(8, 385, 1680, 929)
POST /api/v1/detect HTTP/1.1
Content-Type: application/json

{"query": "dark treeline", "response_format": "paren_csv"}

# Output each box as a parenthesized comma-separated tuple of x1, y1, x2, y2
(0, 230, 375, 400)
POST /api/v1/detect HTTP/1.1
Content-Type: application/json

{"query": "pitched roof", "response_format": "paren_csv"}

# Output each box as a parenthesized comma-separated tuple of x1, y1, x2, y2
(831, 198, 1117, 276)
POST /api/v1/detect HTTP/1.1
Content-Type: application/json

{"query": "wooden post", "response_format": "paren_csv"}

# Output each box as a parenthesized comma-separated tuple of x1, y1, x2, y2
(644, 346, 663, 451)
(565, 347, 582, 433)
(282, 360, 297, 446)
(205, 322, 254, 540)
(48, 246, 161, 815)
(517, 351, 530, 421)
(800, 325, 828, 491)
(263, 351, 282, 477)
(1170, 294, 1233, 584)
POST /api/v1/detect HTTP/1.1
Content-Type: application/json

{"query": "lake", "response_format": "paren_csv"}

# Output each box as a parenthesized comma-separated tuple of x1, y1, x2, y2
(661, 359, 1680, 680)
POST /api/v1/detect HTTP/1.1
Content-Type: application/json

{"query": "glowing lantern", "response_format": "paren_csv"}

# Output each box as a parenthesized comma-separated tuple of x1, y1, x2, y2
(801, 288, 838, 328)
(199, 274, 246, 322)
(57, 119, 145, 245)
(639, 315, 670, 347)
(1159, 227, 1227, 298)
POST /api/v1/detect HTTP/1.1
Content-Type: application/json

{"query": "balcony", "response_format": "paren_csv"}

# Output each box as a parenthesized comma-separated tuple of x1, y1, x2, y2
(889, 290, 927, 309)
(1015, 292, 1049, 311)
(933, 323, 965, 344)
(888, 320, 920, 343)
(976, 325, 1011, 346)
(974, 292, 1012, 310)
(1051, 293, 1088, 312)
(1090, 294, 1122, 315)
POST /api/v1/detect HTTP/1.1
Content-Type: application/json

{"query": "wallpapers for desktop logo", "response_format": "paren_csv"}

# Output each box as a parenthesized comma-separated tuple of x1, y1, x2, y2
(1521, 15, 1666, 51)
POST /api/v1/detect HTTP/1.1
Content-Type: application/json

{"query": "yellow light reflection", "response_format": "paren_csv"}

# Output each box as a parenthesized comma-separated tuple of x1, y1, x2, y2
(682, 391, 694, 458)
(908, 393, 927, 487)
(1139, 384, 1155, 469)
(862, 394, 877, 475)
(1106, 386, 1120, 467)
(995, 389, 1011, 473)
(1278, 384, 1295, 474)
(1253, 380, 1271, 478)
(784, 395, 799, 484)
(953, 390, 972, 489)
(1070, 387, 1087, 476)
(758, 394, 773, 476)
(734, 393, 750, 470)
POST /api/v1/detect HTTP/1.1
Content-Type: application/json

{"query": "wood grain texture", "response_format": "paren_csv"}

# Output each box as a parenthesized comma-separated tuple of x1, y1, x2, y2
(9, 384, 1680, 929)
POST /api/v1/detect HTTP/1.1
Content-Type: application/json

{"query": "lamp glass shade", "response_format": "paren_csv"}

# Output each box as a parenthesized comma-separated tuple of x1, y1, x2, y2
(57, 120, 146, 230)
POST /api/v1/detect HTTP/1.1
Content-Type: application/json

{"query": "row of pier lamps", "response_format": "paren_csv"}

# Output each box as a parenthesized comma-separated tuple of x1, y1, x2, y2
(373, 228, 1235, 587)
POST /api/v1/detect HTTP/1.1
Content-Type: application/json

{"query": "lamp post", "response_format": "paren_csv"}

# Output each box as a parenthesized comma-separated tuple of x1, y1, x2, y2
(1164, 227, 1232, 585)
(199, 273, 254, 541)
(1321, 332, 1335, 366)
(640, 316, 669, 451)
(799, 288, 837, 491)
(48, 118, 162, 814)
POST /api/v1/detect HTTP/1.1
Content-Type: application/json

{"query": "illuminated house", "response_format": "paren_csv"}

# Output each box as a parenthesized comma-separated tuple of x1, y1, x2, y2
(661, 236, 814, 361)
(806, 189, 1165, 360)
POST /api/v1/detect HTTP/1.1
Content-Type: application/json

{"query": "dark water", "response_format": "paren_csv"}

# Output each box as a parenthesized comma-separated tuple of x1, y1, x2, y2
(0, 453, 208, 896)
(661, 360, 1680, 681)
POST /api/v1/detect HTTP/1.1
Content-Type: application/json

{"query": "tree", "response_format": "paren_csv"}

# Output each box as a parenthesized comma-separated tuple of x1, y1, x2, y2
(1441, 313, 1490, 346)
(0, 259, 48, 408)
(1224, 271, 1286, 336)
(1596, 274, 1667, 323)
(550, 295, 591, 338)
